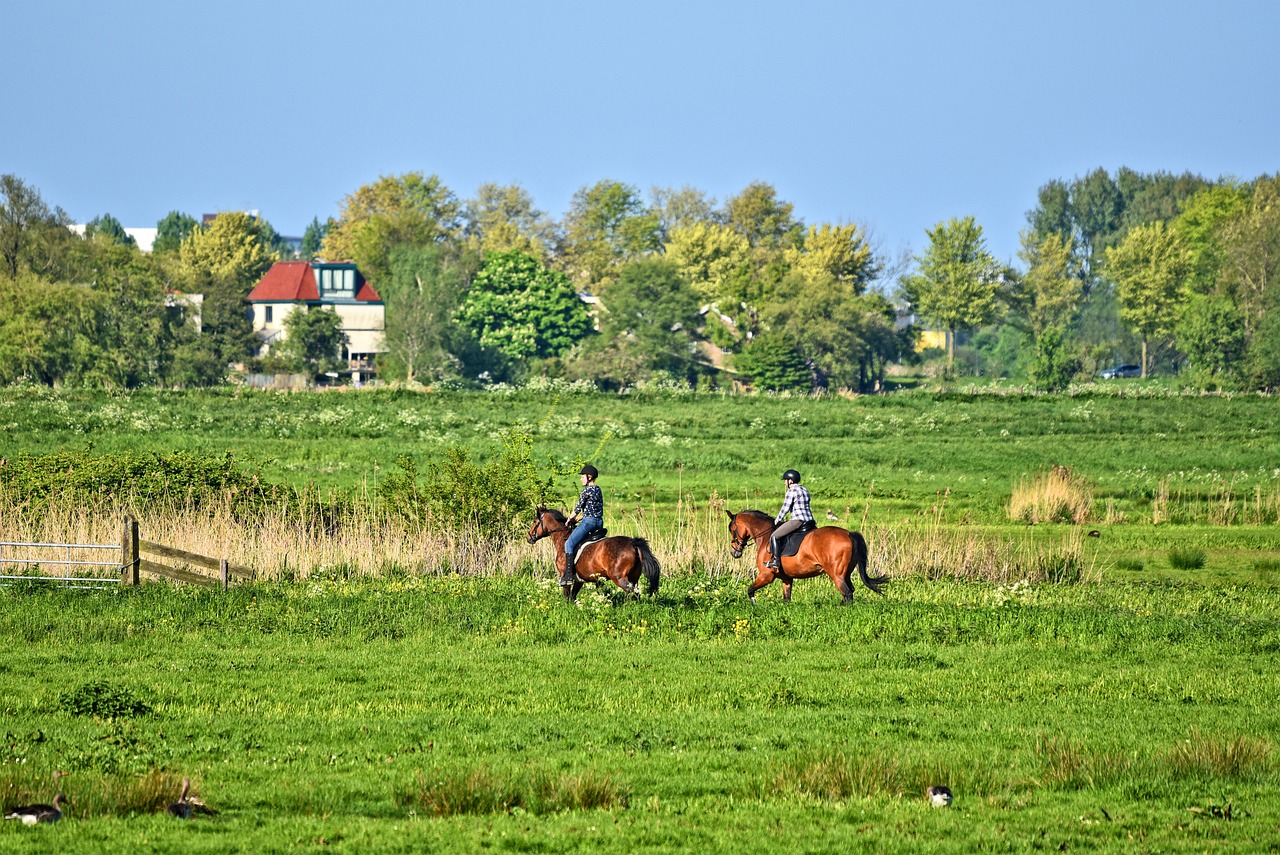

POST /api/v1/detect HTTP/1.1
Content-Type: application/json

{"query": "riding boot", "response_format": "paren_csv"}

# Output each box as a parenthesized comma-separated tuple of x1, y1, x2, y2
(560, 553, 578, 586)
(764, 538, 780, 570)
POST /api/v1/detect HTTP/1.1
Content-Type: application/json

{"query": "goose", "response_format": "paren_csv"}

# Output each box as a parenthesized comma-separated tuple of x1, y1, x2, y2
(825, 510, 840, 521)
(927, 785, 953, 807)
(4, 793, 67, 825)
(167, 778, 192, 819)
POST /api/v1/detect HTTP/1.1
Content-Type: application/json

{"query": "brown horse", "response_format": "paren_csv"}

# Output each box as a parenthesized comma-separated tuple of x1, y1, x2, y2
(726, 509, 886, 603)
(527, 507, 661, 601)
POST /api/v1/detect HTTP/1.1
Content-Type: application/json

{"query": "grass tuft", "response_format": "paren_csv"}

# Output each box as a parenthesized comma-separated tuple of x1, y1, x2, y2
(401, 766, 629, 816)
(1162, 729, 1273, 779)
(1169, 547, 1207, 570)
(1009, 465, 1094, 525)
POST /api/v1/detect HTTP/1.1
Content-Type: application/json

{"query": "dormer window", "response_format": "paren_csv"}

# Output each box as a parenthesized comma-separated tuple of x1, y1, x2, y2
(313, 263, 356, 298)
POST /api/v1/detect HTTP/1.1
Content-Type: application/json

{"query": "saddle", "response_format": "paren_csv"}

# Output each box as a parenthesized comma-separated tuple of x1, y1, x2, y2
(572, 526, 608, 559)
(776, 521, 817, 557)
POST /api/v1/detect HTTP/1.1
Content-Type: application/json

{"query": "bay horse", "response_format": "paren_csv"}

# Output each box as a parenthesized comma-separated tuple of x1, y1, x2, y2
(726, 509, 887, 603)
(526, 507, 660, 601)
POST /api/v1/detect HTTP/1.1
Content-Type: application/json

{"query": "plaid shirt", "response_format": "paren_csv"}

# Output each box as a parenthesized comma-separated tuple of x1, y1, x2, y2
(573, 484, 604, 519)
(775, 483, 814, 524)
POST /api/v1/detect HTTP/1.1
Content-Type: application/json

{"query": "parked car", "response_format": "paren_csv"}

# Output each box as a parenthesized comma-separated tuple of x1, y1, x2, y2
(1099, 364, 1141, 379)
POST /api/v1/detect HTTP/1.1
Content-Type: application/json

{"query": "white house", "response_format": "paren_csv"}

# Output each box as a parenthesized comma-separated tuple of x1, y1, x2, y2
(246, 260, 385, 379)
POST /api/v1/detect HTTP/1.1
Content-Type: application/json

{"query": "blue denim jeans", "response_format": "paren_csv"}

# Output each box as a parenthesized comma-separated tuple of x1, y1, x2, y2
(565, 516, 603, 558)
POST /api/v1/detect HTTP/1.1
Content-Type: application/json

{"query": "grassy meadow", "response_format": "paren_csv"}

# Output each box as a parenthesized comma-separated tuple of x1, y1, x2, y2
(2, 382, 1280, 852)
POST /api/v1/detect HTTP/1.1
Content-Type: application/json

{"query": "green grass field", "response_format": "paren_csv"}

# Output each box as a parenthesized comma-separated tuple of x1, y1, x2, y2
(2, 574, 1278, 853)
(2, 384, 1279, 851)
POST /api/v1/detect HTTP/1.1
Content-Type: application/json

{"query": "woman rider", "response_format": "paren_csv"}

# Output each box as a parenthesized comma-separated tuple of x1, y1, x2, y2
(765, 468, 813, 570)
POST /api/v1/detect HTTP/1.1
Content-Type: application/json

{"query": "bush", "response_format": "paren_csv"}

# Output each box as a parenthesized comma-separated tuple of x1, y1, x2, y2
(378, 428, 552, 542)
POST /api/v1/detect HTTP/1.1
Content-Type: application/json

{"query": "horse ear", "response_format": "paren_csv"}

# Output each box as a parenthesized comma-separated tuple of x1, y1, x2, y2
(725, 509, 735, 520)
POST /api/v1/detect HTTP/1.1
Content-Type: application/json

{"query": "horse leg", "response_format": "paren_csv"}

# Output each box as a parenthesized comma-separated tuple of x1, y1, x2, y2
(782, 579, 794, 602)
(747, 569, 774, 603)
(836, 569, 854, 604)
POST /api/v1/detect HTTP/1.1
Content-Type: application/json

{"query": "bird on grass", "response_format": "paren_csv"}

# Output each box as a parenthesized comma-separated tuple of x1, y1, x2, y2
(167, 778, 192, 819)
(4, 793, 67, 825)
(826, 510, 840, 521)
(927, 785, 953, 807)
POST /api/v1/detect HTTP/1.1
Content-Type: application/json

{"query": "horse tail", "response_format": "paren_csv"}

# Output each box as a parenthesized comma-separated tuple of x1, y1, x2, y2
(850, 530, 888, 595)
(633, 538, 661, 596)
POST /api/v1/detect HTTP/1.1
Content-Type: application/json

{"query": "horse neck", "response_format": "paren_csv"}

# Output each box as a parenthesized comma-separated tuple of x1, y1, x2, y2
(541, 517, 570, 547)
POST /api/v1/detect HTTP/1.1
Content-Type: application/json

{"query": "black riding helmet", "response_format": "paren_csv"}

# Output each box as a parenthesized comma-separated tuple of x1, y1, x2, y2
(580, 464, 599, 478)
(782, 469, 801, 483)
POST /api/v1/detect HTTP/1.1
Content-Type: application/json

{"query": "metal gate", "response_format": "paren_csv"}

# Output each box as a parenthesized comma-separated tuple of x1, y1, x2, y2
(0, 539, 121, 589)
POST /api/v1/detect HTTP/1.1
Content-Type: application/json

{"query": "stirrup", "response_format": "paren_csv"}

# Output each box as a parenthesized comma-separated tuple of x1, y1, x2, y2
(765, 558, 780, 569)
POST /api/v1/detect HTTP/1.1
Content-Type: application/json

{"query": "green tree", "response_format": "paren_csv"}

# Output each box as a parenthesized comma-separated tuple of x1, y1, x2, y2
(650, 185, 718, 239)
(1104, 220, 1190, 377)
(0, 174, 76, 279)
(1176, 294, 1246, 387)
(902, 216, 1002, 368)
(585, 258, 702, 385)
(300, 217, 330, 259)
(462, 183, 555, 259)
(177, 211, 277, 293)
(732, 332, 810, 392)
(665, 221, 751, 303)
(380, 245, 480, 383)
(723, 181, 803, 250)
(276, 307, 348, 374)
(153, 211, 199, 254)
(1175, 183, 1251, 295)
(321, 173, 463, 286)
(1217, 176, 1280, 335)
(558, 180, 661, 293)
(454, 251, 591, 361)
(783, 223, 879, 293)
(84, 213, 136, 248)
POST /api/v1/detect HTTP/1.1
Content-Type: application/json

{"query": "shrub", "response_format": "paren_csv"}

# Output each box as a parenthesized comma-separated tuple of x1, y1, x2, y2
(58, 680, 152, 718)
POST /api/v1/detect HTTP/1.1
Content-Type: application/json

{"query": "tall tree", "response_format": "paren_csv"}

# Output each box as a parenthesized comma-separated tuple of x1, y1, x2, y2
(1176, 294, 1247, 386)
(723, 181, 803, 250)
(454, 250, 591, 361)
(1104, 220, 1190, 377)
(1175, 183, 1250, 295)
(0, 174, 75, 279)
(584, 258, 702, 385)
(300, 216, 330, 259)
(462, 183, 555, 259)
(380, 245, 479, 383)
(321, 173, 463, 285)
(783, 223, 879, 294)
(902, 216, 1002, 368)
(1014, 231, 1083, 391)
(557, 180, 661, 292)
(649, 185, 718, 240)
(85, 213, 136, 248)
(177, 211, 277, 292)
(664, 221, 751, 303)
(1217, 176, 1280, 336)
(153, 210, 199, 254)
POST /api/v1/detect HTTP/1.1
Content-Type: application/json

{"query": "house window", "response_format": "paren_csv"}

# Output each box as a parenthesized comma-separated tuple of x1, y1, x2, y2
(315, 264, 355, 298)
(264, 306, 273, 324)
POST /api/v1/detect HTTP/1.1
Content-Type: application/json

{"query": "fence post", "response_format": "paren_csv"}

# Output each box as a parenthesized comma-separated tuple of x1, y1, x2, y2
(220, 558, 229, 590)
(121, 516, 139, 586)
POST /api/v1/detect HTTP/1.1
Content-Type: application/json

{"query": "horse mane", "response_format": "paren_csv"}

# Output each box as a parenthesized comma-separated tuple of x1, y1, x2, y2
(541, 507, 568, 523)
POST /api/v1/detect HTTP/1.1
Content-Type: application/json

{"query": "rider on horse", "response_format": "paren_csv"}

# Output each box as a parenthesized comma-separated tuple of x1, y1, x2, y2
(562, 464, 604, 586)
(765, 468, 813, 570)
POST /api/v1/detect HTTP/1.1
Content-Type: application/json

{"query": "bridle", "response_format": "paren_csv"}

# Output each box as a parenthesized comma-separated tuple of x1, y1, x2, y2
(729, 518, 753, 559)
(526, 511, 569, 545)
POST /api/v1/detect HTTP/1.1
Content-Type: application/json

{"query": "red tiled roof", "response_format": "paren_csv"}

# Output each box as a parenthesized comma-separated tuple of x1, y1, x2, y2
(247, 261, 382, 303)
(247, 261, 319, 301)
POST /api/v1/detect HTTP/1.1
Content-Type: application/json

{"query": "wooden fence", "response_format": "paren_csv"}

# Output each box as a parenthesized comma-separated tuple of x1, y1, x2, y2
(121, 516, 253, 588)
(1, 516, 253, 589)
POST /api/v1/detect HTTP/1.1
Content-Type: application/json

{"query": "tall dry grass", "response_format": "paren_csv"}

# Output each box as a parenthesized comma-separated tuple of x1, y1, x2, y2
(1, 489, 1097, 585)
(1008, 465, 1093, 524)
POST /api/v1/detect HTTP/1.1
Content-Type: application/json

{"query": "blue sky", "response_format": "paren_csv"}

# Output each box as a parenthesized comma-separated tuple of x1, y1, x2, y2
(4, 0, 1276, 266)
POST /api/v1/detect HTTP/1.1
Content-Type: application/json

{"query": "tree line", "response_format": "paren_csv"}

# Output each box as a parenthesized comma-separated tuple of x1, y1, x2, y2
(1, 167, 1277, 392)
